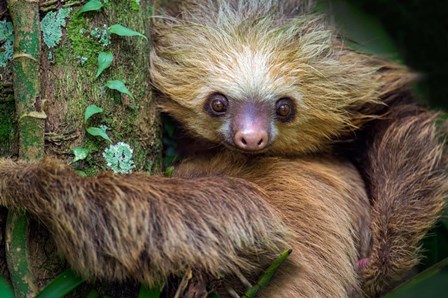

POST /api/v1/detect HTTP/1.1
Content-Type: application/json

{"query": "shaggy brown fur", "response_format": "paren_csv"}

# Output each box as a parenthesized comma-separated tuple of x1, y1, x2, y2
(0, 0, 446, 297)
(0, 158, 288, 284)
(150, 1, 414, 155)
(359, 106, 448, 295)
(0, 154, 369, 297)
(176, 153, 371, 297)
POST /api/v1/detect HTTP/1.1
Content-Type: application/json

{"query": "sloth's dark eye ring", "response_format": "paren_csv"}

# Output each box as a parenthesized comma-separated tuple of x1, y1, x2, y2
(276, 97, 295, 122)
(206, 93, 228, 116)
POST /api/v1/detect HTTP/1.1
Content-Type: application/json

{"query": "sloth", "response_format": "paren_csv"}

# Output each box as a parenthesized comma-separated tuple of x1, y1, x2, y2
(0, 1, 446, 297)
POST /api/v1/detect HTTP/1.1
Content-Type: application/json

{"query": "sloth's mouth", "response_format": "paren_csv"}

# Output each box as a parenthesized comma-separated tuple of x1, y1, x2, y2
(222, 141, 270, 155)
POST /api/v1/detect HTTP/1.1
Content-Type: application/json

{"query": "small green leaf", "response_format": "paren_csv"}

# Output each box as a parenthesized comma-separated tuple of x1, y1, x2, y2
(79, 0, 103, 14)
(165, 166, 175, 177)
(84, 104, 103, 123)
(0, 276, 14, 298)
(73, 147, 89, 163)
(109, 24, 148, 40)
(36, 269, 84, 298)
(87, 127, 111, 143)
(75, 170, 88, 177)
(96, 51, 113, 78)
(106, 80, 134, 99)
(242, 249, 292, 298)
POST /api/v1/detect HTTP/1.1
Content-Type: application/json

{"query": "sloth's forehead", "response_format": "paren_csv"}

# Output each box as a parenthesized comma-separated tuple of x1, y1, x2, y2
(205, 46, 300, 103)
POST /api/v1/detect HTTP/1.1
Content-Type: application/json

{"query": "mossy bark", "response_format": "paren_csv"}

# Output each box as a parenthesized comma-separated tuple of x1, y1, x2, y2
(41, 1, 161, 173)
(8, 0, 43, 160)
(2, 0, 161, 296)
(6, 0, 42, 296)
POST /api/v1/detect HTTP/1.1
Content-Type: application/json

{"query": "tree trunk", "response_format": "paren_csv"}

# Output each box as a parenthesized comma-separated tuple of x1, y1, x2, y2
(40, 1, 160, 171)
(0, 0, 161, 295)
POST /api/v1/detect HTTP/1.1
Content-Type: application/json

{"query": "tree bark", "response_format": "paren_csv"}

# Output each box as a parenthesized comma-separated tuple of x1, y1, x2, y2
(0, 0, 161, 295)
(6, 0, 42, 296)
(40, 1, 160, 171)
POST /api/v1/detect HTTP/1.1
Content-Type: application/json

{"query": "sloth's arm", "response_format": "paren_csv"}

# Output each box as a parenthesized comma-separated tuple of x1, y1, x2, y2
(360, 107, 448, 295)
(0, 158, 288, 285)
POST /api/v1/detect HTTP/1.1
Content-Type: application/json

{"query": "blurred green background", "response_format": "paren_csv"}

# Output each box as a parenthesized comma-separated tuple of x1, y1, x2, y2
(347, 0, 448, 110)
(321, 0, 448, 296)
(322, 0, 448, 109)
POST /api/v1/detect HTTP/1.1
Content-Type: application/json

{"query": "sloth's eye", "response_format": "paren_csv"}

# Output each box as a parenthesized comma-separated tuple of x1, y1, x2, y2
(206, 93, 228, 116)
(276, 97, 295, 122)
(277, 103, 291, 117)
(212, 99, 226, 113)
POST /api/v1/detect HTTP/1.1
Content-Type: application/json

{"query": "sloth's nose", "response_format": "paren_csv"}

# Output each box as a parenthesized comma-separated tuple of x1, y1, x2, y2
(234, 129, 269, 151)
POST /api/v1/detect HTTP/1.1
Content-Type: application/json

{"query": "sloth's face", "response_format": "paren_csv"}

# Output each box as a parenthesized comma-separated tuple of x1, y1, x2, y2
(202, 92, 296, 154)
(151, 7, 380, 156)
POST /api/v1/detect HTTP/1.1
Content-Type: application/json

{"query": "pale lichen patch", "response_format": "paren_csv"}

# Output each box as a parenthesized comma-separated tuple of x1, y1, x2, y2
(41, 7, 72, 49)
(0, 20, 14, 67)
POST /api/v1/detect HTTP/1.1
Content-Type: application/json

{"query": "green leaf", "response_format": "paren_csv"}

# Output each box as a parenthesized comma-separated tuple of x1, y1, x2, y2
(36, 269, 84, 298)
(0, 277, 14, 298)
(87, 127, 111, 143)
(84, 104, 103, 123)
(165, 166, 175, 177)
(106, 80, 134, 99)
(74, 170, 87, 177)
(385, 257, 448, 298)
(79, 0, 103, 14)
(138, 284, 162, 298)
(109, 24, 148, 40)
(242, 249, 292, 298)
(95, 51, 113, 79)
(72, 147, 89, 163)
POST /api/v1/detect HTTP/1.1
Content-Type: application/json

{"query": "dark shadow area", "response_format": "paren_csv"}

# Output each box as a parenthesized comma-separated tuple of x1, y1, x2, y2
(347, 0, 448, 109)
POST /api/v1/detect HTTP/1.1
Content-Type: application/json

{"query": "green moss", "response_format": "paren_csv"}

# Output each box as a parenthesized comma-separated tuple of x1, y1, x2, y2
(54, 12, 103, 67)
(14, 63, 39, 110)
(102, 0, 112, 10)
(83, 166, 99, 177)
(130, 0, 141, 11)
(41, 8, 72, 49)
(0, 102, 16, 156)
(84, 137, 100, 154)
(49, 0, 161, 173)
(54, 46, 69, 65)
(18, 115, 45, 161)
(0, 20, 14, 67)
(147, 5, 153, 17)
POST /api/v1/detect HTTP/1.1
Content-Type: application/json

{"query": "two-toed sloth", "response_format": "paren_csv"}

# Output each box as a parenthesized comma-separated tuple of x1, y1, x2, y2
(0, 1, 446, 297)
